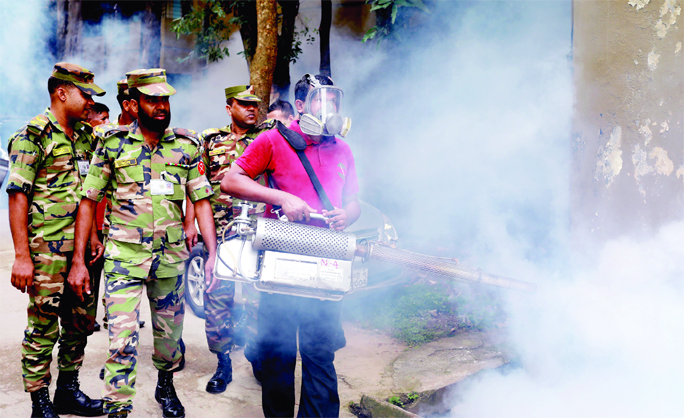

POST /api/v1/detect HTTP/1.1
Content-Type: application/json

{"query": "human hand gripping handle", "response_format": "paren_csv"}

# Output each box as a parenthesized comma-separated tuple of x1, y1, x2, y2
(322, 207, 349, 231)
(279, 193, 317, 222)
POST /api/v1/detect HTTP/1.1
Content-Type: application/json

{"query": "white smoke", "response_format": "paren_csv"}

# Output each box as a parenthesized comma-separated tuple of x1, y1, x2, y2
(454, 221, 684, 417)
(291, 1, 684, 416)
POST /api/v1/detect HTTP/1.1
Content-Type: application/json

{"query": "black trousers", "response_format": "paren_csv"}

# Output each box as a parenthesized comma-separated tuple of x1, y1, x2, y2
(258, 293, 342, 418)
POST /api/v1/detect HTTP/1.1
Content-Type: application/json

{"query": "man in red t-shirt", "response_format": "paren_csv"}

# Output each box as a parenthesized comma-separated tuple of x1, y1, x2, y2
(222, 74, 360, 418)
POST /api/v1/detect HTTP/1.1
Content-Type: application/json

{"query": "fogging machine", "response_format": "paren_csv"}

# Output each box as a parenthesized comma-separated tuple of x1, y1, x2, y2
(214, 204, 537, 301)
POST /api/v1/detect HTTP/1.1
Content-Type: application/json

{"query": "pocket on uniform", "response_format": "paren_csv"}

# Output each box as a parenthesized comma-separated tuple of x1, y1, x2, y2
(166, 226, 185, 244)
(42, 201, 77, 241)
(108, 223, 144, 244)
(115, 165, 145, 200)
(45, 155, 75, 188)
(163, 166, 188, 201)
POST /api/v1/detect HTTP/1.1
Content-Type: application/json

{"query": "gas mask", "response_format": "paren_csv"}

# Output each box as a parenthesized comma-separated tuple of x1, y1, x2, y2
(299, 86, 352, 138)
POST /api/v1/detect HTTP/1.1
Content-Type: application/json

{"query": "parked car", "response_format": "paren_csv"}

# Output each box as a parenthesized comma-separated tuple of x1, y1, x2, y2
(183, 201, 403, 318)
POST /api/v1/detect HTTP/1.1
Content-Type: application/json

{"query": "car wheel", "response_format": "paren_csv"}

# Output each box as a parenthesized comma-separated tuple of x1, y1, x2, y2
(184, 244, 206, 319)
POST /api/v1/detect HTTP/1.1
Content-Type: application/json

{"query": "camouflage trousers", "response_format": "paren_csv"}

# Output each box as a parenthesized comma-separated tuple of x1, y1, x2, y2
(203, 276, 260, 356)
(22, 250, 96, 392)
(102, 272, 185, 414)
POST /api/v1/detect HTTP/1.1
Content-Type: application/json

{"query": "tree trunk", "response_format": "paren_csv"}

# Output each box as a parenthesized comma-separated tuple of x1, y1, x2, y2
(140, 1, 162, 68)
(251, 0, 279, 120)
(273, 0, 300, 101)
(319, 0, 332, 77)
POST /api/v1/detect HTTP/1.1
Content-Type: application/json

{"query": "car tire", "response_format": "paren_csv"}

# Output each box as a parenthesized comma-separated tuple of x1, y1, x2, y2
(184, 244, 207, 319)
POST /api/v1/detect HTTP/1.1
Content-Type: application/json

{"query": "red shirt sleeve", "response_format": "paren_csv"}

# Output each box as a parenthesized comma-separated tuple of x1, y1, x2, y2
(235, 131, 275, 179)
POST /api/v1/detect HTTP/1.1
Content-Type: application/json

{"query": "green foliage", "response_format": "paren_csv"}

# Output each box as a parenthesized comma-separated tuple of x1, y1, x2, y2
(288, 26, 318, 65)
(171, 0, 242, 63)
(344, 279, 506, 346)
(407, 392, 419, 401)
(364, 0, 430, 43)
(171, 0, 313, 65)
(388, 396, 403, 407)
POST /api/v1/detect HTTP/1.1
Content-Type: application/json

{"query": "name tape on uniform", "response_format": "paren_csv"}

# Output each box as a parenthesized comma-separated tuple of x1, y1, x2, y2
(208, 148, 226, 156)
(115, 158, 138, 168)
(53, 146, 72, 156)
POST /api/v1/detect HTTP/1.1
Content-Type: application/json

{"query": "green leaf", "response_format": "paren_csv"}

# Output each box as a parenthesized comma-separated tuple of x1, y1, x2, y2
(390, 3, 398, 23)
(408, 0, 430, 13)
(362, 27, 377, 43)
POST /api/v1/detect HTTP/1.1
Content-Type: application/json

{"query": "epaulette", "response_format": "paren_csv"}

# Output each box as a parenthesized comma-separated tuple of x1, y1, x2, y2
(173, 127, 200, 146)
(257, 118, 277, 131)
(26, 114, 50, 136)
(101, 124, 130, 139)
(200, 128, 222, 141)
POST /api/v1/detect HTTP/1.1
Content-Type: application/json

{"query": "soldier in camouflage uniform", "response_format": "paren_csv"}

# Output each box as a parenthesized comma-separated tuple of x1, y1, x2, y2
(6, 62, 106, 418)
(113, 79, 136, 127)
(67, 69, 218, 418)
(189, 85, 275, 393)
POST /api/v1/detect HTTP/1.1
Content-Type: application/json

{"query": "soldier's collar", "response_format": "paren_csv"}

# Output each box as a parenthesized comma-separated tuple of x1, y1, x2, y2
(127, 121, 174, 142)
(161, 128, 176, 142)
(127, 121, 144, 142)
(45, 108, 63, 134)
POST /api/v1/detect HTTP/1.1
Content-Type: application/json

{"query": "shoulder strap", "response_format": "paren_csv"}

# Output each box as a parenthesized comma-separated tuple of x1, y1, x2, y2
(276, 121, 334, 211)
(173, 127, 201, 147)
(26, 114, 50, 136)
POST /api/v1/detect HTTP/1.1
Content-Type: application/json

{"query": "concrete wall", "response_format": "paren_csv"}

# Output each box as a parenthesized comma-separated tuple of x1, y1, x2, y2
(571, 0, 684, 249)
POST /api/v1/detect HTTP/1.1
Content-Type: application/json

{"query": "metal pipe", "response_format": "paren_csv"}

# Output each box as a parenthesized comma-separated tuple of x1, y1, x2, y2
(356, 242, 536, 293)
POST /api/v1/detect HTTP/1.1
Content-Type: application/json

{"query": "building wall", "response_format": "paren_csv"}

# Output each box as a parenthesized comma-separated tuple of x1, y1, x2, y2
(571, 0, 684, 249)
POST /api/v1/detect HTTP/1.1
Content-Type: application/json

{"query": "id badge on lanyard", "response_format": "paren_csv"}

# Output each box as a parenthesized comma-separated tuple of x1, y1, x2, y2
(150, 179, 174, 195)
(77, 160, 90, 176)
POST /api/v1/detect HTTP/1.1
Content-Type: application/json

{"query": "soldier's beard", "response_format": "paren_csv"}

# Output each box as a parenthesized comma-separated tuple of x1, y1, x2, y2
(138, 107, 171, 133)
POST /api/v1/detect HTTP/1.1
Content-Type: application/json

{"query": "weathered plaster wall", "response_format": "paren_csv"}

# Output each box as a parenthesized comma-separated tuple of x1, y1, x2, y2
(572, 0, 684, 248)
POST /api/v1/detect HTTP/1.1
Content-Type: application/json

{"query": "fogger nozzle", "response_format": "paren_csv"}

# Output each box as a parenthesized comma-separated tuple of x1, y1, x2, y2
(355, 241, 537, 293)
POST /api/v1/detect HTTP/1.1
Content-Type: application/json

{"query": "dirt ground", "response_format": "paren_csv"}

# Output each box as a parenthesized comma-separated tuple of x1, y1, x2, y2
(0, 210, 408, 418)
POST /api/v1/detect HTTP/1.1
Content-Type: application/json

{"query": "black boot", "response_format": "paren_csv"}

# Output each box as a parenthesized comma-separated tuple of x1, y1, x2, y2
(107, 412, 128, 418)
(155, 370, 185, 418)
(30, 387, 59, 418)
(53, 370, 105, 417)
(205, 353, 232, 394)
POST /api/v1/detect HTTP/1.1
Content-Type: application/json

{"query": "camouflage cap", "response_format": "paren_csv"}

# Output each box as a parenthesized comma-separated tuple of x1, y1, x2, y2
(117, 78, 129, 95)
(51, 62, 105, 96)
(225, 85, 261, 102)
(126, 68, 176, 97)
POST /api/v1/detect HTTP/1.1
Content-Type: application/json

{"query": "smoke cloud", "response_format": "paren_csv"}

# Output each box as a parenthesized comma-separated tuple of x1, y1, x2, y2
(452, 221, 684, 416)
(291, 1, 683, 416)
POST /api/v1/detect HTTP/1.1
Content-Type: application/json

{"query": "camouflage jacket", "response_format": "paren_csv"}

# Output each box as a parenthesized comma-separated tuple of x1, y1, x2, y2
(6, 108, 96, 253)
(200, 119, 275, 237)
(82, 121, 213, 278)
